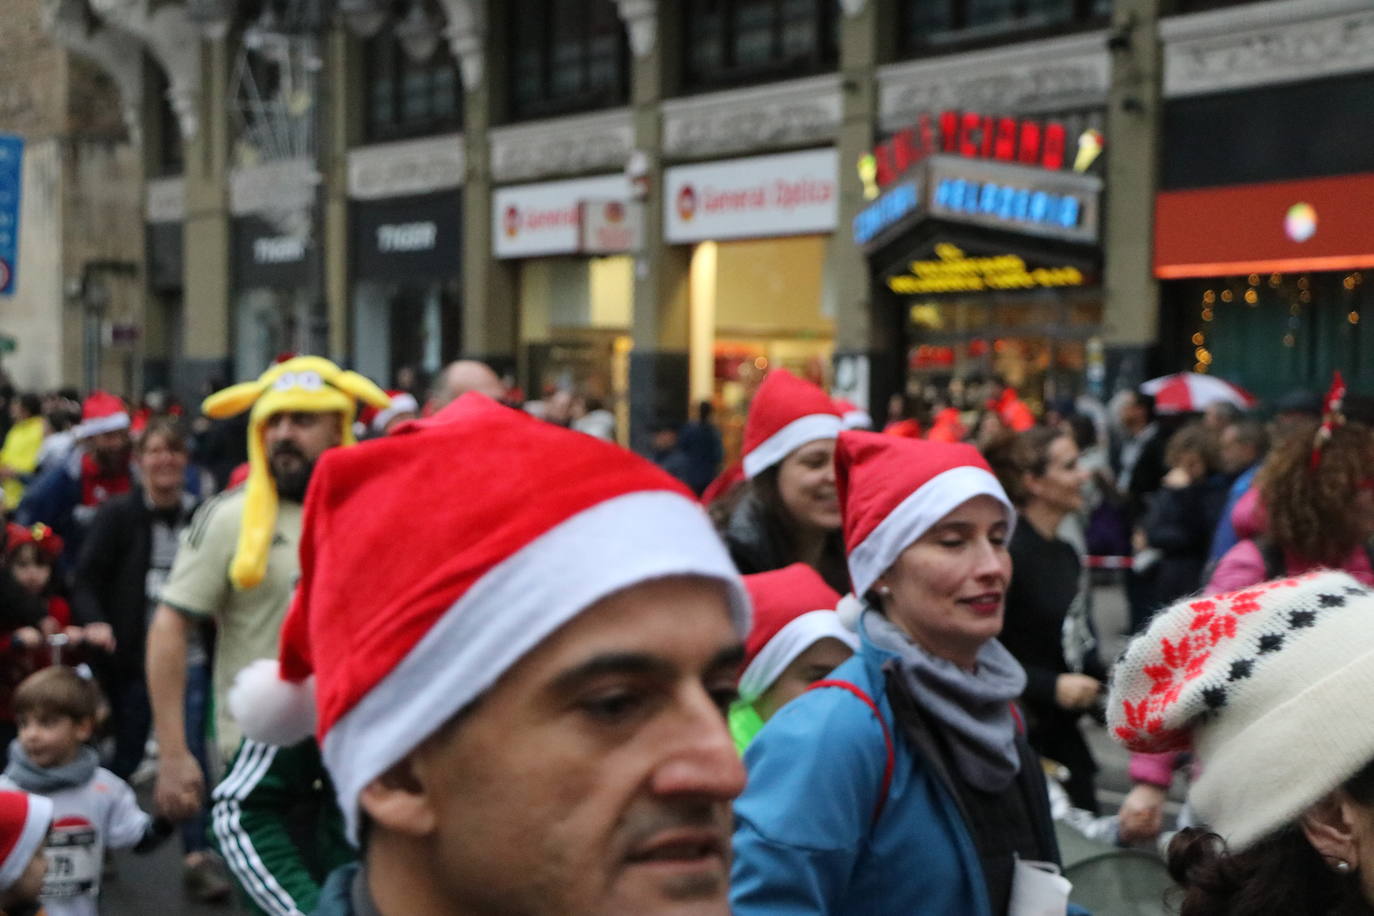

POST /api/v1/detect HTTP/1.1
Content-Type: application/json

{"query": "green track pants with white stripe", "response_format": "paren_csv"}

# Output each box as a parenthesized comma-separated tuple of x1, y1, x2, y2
(211, 737, 355, 916)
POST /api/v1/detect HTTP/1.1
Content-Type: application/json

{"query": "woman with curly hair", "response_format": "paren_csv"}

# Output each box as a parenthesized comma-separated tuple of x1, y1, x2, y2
(1209, 419, 1374, 591)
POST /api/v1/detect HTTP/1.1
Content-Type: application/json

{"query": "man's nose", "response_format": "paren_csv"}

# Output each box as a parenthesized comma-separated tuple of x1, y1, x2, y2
(650, 694, 748, 802)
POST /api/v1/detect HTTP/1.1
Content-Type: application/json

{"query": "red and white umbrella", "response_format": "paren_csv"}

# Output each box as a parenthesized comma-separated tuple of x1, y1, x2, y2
(1140, 372, 1257, 414)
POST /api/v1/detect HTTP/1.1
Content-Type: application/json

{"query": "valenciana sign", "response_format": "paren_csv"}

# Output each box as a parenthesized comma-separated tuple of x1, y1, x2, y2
(664, 148, 838, 244)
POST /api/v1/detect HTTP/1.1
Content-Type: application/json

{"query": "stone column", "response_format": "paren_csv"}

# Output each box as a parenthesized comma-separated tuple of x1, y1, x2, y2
(1102, 0, 1164, 390)
(626, 3, 692, 454)
(179, 35, 233, 395)
(456, 2, 518, 376)
(323, 28, 351, 361)
(831, 0, 890, 414)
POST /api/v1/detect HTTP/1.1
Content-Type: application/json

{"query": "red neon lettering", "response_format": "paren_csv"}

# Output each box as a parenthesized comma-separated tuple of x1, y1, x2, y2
(874, 144, 897, 187)
(980, 114, 995, 158)
(994, 117, 1017, 161)
(959, 112, 981, 158)
(1042, 123, 1067, 170)
(1017, 121, 1042, 165)
(893, 127, 916, 174)
(918, 114, 936, 159)
(941, 111, 960, 153)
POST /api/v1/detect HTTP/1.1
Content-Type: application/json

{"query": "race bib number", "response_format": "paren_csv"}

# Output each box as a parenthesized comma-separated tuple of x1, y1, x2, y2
(43, 818, 100, 899)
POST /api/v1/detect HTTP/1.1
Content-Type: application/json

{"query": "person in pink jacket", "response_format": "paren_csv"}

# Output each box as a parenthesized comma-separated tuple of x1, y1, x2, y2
(1119, 415, 1374, 843)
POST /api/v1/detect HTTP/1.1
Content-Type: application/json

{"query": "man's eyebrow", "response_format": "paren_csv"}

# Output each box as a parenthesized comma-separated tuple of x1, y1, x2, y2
(550, 644, 746, 693)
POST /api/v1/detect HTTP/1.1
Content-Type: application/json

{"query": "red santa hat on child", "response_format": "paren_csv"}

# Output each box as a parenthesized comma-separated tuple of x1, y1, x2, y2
(0, 791, 51, 892)
(357, 390, 419, 436)
(738, 564, 857, 704)
(229, 393, 750, 841)
(832, 397, 873, 431)
(73, 391, 130, 439)
(742, 370, 843, 479)
(836, 431, 1015, 599)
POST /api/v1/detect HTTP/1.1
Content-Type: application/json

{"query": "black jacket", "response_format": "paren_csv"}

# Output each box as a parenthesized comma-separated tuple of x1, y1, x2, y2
(720, 492, 849, 594)
(71, 487, 199, 678)
(1144, 474, 1230, 605)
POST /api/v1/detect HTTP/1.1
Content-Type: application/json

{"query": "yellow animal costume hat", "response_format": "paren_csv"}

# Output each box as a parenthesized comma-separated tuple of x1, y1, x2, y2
(203, 356, 391, 590)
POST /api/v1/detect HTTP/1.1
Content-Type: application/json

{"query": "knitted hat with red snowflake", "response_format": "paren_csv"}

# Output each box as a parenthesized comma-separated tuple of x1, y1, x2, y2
(1109, 571, 1374, 851)
(738, 563, 856, 704)
(73, 391, 130, 439)
(357, 390, 419, 436)
(741, 370, 843, 479)
(835, 430, 1014, 599)
(229, 393, 750, 841)
(0, 791, 51, 892)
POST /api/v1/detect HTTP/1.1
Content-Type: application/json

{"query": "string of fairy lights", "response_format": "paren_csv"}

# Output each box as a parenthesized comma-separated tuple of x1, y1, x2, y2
(1191, 271, 1364, 374)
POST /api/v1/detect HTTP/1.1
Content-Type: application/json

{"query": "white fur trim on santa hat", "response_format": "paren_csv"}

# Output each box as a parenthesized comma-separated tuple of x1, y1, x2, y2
(847, 465, 1014, 598)
(743, 414, 843, 479)
(74, 411, 131, 439)
(738, 610, 859, 704)
(371, 393, 418, 434)
(322, 489, 748, 843)
(229, 660, 317, 747)
(0, 794, 51, 892)
(840, 409, 872, 431)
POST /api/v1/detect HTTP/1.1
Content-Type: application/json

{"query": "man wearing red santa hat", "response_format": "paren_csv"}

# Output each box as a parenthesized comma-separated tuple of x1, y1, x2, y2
(229, 392, 751, 916)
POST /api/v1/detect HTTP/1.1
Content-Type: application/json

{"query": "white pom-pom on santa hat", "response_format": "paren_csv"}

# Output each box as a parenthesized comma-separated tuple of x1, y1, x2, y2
(229, 659, 317, 747)
(836, 593, 865, 632)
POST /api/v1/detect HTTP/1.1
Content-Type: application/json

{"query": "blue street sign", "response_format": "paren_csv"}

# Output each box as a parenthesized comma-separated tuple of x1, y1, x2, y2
(0, 135, 23, 297)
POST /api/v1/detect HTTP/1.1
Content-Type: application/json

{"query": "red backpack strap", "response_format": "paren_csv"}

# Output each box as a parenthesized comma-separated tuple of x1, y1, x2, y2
(1009, 701, 1026, 735)
(807, 679, 895, 824)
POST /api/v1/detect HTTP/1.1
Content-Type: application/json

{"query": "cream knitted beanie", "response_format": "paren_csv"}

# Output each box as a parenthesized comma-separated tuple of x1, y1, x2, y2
(1108, 570, 1374, 851)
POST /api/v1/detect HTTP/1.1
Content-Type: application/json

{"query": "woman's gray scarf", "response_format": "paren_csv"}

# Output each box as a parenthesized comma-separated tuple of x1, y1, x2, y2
(5, 740, 99, 793)
(865, 610, 1027, 793)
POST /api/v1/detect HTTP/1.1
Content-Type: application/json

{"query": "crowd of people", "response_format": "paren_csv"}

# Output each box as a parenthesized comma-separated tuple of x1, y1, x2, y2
(0, 356, 1370, 915)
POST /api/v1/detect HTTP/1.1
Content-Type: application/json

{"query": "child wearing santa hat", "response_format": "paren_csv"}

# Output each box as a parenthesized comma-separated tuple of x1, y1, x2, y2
(717, 369, 848, 592)
(729, 563, 858, 754)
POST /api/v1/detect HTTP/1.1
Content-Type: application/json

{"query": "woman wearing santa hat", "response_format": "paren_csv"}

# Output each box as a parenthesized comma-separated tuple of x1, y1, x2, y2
(728, 563, 859, 753)
(717, 369, 849, 593)
(732, 431, 1069, 916)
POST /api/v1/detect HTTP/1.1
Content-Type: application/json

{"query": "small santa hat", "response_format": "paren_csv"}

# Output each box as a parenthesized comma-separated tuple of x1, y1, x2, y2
(0, 791, 52, 892)
(358, 390, 419, 436)
(832, 397, 873, 431)
(229, 393, 749, 842)
(738, 564, 856, 704)
(73, 391, 130, 439)
(742, 370, 843, 479)
(4, 523, 63, 565)
(836, 430, 1015, 598)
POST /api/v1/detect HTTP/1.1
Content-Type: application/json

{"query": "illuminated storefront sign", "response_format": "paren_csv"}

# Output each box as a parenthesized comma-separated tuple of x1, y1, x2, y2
(852, 181, 920, 247)
(933, 177, 1081, 231)
(886, 243, 1086, 295)
(869, 110, 1069, 188)
(927, 157, 1101, 245)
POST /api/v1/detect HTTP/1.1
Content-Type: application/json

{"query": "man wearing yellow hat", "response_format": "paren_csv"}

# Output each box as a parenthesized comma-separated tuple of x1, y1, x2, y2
(145, 358, 389, 830)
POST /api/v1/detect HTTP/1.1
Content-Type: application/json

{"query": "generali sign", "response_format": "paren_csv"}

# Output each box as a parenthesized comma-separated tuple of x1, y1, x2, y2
(664, 148, 838, 244)
(493, 174, 632, 258)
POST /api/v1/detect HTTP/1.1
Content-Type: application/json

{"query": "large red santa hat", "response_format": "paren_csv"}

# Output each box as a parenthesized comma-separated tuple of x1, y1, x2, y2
(73, 390, 130, 439)
(836, 430, 1015, 598)
(738, 563, 856, 703)
(230, 393, 750, 841)
(0, 791, 51, 892)
(741, 370, 843, 479)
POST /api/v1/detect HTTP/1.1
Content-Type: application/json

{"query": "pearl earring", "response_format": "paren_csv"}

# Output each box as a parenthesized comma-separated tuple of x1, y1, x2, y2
(1335, 860, 1353, 874)
(877, 585, 892, 597)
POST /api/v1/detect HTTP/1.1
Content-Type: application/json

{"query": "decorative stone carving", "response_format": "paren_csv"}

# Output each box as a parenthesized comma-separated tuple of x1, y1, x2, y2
(615, 0, 656, 57)
(86, 0, 202, 139)
(436, 0, 484, 90)
(348, 134, 465, 200)
(1162, 0, 1374, 98)
(41, 0, 145, 143)
(230, 158, 318, 240)
(489, 109, 633, 183)
(661, 74, 843, 159)
(877, 32, 1110, 130)
(145, 176, 185, 223)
